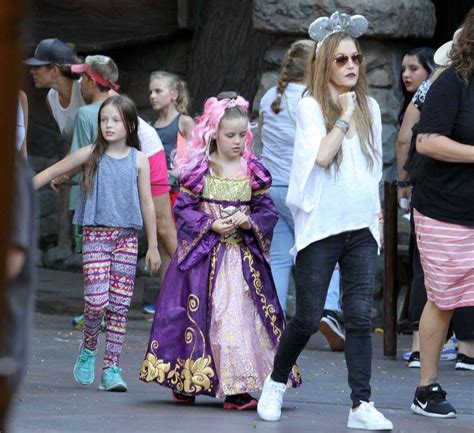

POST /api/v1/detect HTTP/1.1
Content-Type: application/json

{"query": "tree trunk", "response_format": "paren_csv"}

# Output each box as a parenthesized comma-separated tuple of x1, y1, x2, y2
(187, 0, 275, 114)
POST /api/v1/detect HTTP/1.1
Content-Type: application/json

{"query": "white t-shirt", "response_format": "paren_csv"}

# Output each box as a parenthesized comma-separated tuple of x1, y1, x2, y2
(138, 118, 164, 157)
(286, 96, 383, 257)
(259, 83, 306, 184)
(47, 80, 85, 141)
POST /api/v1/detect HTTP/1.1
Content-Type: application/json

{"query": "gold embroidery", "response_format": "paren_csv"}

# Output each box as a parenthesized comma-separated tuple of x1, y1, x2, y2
(202, 176, 252, 202)
(249, 217, 271, 253)
(141, 294, 215, 394)
(181, 356, 215, 393)
(242, 246, 282, 340)
(252, 188, 269, 196)
(177, 219, 213, 264)
(139, 342, 170, 383)
(208, 244, 220, 299)
(180, 186, 199, 197)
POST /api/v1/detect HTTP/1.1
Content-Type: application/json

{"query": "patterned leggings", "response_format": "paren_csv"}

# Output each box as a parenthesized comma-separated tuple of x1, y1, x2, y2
(82, 227, 138, 368)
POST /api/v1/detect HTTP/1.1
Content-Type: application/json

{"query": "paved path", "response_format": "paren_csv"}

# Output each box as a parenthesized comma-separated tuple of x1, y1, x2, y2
(7, 269, 474, 433)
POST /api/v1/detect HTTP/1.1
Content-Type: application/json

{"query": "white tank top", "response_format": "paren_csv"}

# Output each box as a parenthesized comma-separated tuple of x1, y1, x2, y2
(47, 80, 85, 142)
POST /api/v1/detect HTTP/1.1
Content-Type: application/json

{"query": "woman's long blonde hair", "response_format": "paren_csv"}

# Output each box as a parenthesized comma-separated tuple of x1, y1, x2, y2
(306, 32, 377, 171)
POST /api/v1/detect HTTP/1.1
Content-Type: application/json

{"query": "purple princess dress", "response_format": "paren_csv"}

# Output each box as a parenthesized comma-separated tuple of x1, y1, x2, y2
(140, 157, 300, 397)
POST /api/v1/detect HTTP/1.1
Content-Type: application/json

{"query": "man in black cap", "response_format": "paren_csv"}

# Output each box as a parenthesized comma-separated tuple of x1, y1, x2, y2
(24, 38, 84, 142)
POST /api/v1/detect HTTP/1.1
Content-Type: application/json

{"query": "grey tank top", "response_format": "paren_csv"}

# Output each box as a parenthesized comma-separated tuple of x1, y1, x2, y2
(153, 114, 180, 167)
(73, 148, 143, 229)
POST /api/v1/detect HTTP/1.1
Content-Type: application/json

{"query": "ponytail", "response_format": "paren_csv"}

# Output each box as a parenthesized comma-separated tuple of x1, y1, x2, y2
(270, 39, 315, 114)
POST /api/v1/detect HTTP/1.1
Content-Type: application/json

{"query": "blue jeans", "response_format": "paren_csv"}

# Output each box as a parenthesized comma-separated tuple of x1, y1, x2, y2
(269, 185, 341, 313)
(271, 228, 377, 405)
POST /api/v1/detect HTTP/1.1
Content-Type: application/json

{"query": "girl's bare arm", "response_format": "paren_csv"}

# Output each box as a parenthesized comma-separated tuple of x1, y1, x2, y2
(33, 145, 93, 190)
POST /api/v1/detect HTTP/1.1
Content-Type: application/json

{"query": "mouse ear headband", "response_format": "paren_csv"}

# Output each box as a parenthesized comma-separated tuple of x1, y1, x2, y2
(309, 11, 368, 51)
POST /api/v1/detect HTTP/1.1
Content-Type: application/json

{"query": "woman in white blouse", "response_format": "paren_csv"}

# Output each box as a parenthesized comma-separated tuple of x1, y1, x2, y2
(258, 20, 392, 431)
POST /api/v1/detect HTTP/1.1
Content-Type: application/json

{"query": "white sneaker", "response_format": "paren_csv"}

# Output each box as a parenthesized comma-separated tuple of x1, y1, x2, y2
(347, 401, 393, 430)
(257, 375, 286, 421)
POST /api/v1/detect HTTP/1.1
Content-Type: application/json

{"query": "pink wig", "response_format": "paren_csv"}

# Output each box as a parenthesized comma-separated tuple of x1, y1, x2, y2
(173, 95, 254, 176)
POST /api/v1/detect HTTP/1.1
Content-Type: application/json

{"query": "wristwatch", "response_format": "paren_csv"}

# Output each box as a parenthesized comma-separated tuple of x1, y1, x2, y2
(397, 180, 411, 188)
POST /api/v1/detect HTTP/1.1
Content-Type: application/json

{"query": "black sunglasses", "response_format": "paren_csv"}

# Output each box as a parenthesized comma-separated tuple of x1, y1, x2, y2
(334, 53, 364, 67)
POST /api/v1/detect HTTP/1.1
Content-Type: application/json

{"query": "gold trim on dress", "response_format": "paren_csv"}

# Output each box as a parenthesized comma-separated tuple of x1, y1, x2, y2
(252, 188, 269, 196)
(180, 186, 199, 197)
(208, 244, 220, 299)
(249, 217, 271, 255)
(242, 246, 282, 341)
(140, 294, 216, 394)
(202, 176, 252, 202)
(177, 218, 214, 264)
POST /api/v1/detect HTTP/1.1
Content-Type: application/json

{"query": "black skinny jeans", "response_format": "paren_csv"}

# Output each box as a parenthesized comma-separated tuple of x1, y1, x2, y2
(271, 228, 377, 406)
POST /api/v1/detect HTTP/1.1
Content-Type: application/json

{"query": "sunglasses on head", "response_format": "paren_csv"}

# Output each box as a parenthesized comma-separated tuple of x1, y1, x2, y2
(334, 53, 364, 67)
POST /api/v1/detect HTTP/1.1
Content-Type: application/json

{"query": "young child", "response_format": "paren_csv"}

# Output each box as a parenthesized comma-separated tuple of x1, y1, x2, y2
(33, 95, 161, 392)
(140, 92, 300, 409)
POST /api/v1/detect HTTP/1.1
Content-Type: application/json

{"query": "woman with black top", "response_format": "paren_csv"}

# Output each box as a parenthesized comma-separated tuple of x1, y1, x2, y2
(410, 8, 474, 419)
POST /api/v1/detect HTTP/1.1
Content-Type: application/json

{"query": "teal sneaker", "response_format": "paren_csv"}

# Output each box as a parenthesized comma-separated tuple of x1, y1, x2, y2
(73, 346, 96, 385)
(99, 365, 128, 392)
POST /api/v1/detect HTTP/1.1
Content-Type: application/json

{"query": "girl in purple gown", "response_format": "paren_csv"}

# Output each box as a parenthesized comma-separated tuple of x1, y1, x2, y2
(140, 92, 300, 410)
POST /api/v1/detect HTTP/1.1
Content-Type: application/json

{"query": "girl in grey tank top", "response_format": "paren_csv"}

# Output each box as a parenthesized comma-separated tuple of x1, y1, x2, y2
(33, 95, 161, 390)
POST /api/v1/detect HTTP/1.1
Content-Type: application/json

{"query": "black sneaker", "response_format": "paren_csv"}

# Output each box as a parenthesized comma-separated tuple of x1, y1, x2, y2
(319, 310, 345, 351)
(455, 353, 474, 371)
(408, 351, 420, 368)
(411, 383, 456, 418)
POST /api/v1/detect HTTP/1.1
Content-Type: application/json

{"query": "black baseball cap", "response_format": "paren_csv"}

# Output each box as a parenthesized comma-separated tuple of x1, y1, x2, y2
(23, 38, 75, 66)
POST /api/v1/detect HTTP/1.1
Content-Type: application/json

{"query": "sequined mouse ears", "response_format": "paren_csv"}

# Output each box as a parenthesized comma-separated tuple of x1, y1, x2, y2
(308, 11, 368, 46)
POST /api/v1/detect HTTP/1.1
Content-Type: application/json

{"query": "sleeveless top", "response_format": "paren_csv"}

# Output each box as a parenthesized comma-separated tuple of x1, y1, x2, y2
(73, 148, 143, 230)
(153, 114, 180, 167)
(47, 80, 85, 141)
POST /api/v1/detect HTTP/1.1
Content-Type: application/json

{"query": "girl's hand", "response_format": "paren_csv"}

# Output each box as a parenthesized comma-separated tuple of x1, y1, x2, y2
(338, 91, 356, 119)
(50, 174, 70, 192)
(145, 247, 161, 275)
(211, 218, 235, 235)
(230, 211, 251, 230)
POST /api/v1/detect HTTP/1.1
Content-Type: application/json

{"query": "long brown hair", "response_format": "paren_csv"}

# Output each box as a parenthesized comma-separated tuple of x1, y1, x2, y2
(306, 32, 377, 171)
(271, 40, 315, 114)
(450, 8, 474, 85)
(82, 95, 140, 195)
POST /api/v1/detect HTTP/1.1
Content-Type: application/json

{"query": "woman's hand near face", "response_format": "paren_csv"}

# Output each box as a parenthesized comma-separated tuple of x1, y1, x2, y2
(338, 91, 356, 120)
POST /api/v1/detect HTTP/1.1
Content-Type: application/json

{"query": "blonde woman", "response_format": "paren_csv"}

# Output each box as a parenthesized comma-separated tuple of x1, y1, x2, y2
(259, 40, 345, 350)
(258, 12, 392, 430)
